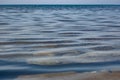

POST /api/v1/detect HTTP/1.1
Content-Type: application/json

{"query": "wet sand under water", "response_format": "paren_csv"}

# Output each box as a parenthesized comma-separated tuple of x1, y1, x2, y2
(15, 71, 120, 80)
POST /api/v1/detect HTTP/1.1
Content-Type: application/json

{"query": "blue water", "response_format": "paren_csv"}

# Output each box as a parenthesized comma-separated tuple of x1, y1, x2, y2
(0, 5, 120, 80)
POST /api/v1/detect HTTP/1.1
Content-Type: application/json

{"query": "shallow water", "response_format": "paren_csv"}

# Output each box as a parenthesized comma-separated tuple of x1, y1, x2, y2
(0, 5, 120, 80)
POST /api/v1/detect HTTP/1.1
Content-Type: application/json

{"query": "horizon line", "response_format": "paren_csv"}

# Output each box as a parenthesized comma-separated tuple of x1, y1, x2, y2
(0, 4, 120, 5)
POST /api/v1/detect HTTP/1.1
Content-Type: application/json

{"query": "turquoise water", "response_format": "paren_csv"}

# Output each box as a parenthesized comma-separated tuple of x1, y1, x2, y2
(0, 5, 120, 80)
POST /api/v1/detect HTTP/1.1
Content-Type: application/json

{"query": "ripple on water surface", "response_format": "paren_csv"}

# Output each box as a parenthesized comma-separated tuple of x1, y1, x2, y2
(0, 5, 120, 80)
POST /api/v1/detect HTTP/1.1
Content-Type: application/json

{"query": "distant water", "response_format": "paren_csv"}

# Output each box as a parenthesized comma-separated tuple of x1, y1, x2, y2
(0, 5, 120, 80)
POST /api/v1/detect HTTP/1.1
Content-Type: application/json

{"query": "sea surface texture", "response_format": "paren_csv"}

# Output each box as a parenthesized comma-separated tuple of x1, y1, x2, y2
(0, 5, 120, 80)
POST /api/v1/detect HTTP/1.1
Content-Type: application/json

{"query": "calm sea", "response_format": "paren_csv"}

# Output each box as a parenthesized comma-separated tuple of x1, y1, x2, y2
(0, 5, 120, 80)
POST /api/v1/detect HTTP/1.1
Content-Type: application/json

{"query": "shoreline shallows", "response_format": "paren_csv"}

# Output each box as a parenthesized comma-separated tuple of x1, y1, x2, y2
(15, 71, 120, 80)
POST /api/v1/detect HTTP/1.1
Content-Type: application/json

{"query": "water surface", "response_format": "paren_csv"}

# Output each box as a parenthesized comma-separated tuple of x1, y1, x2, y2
(0, 5, 120, 80)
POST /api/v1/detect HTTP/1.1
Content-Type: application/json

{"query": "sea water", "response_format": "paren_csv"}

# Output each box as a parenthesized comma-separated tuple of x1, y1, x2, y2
(0, 5, 120, 80)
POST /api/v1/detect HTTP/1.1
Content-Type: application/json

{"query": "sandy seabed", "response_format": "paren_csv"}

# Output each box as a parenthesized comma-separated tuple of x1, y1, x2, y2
(15, 71, 120, 80)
